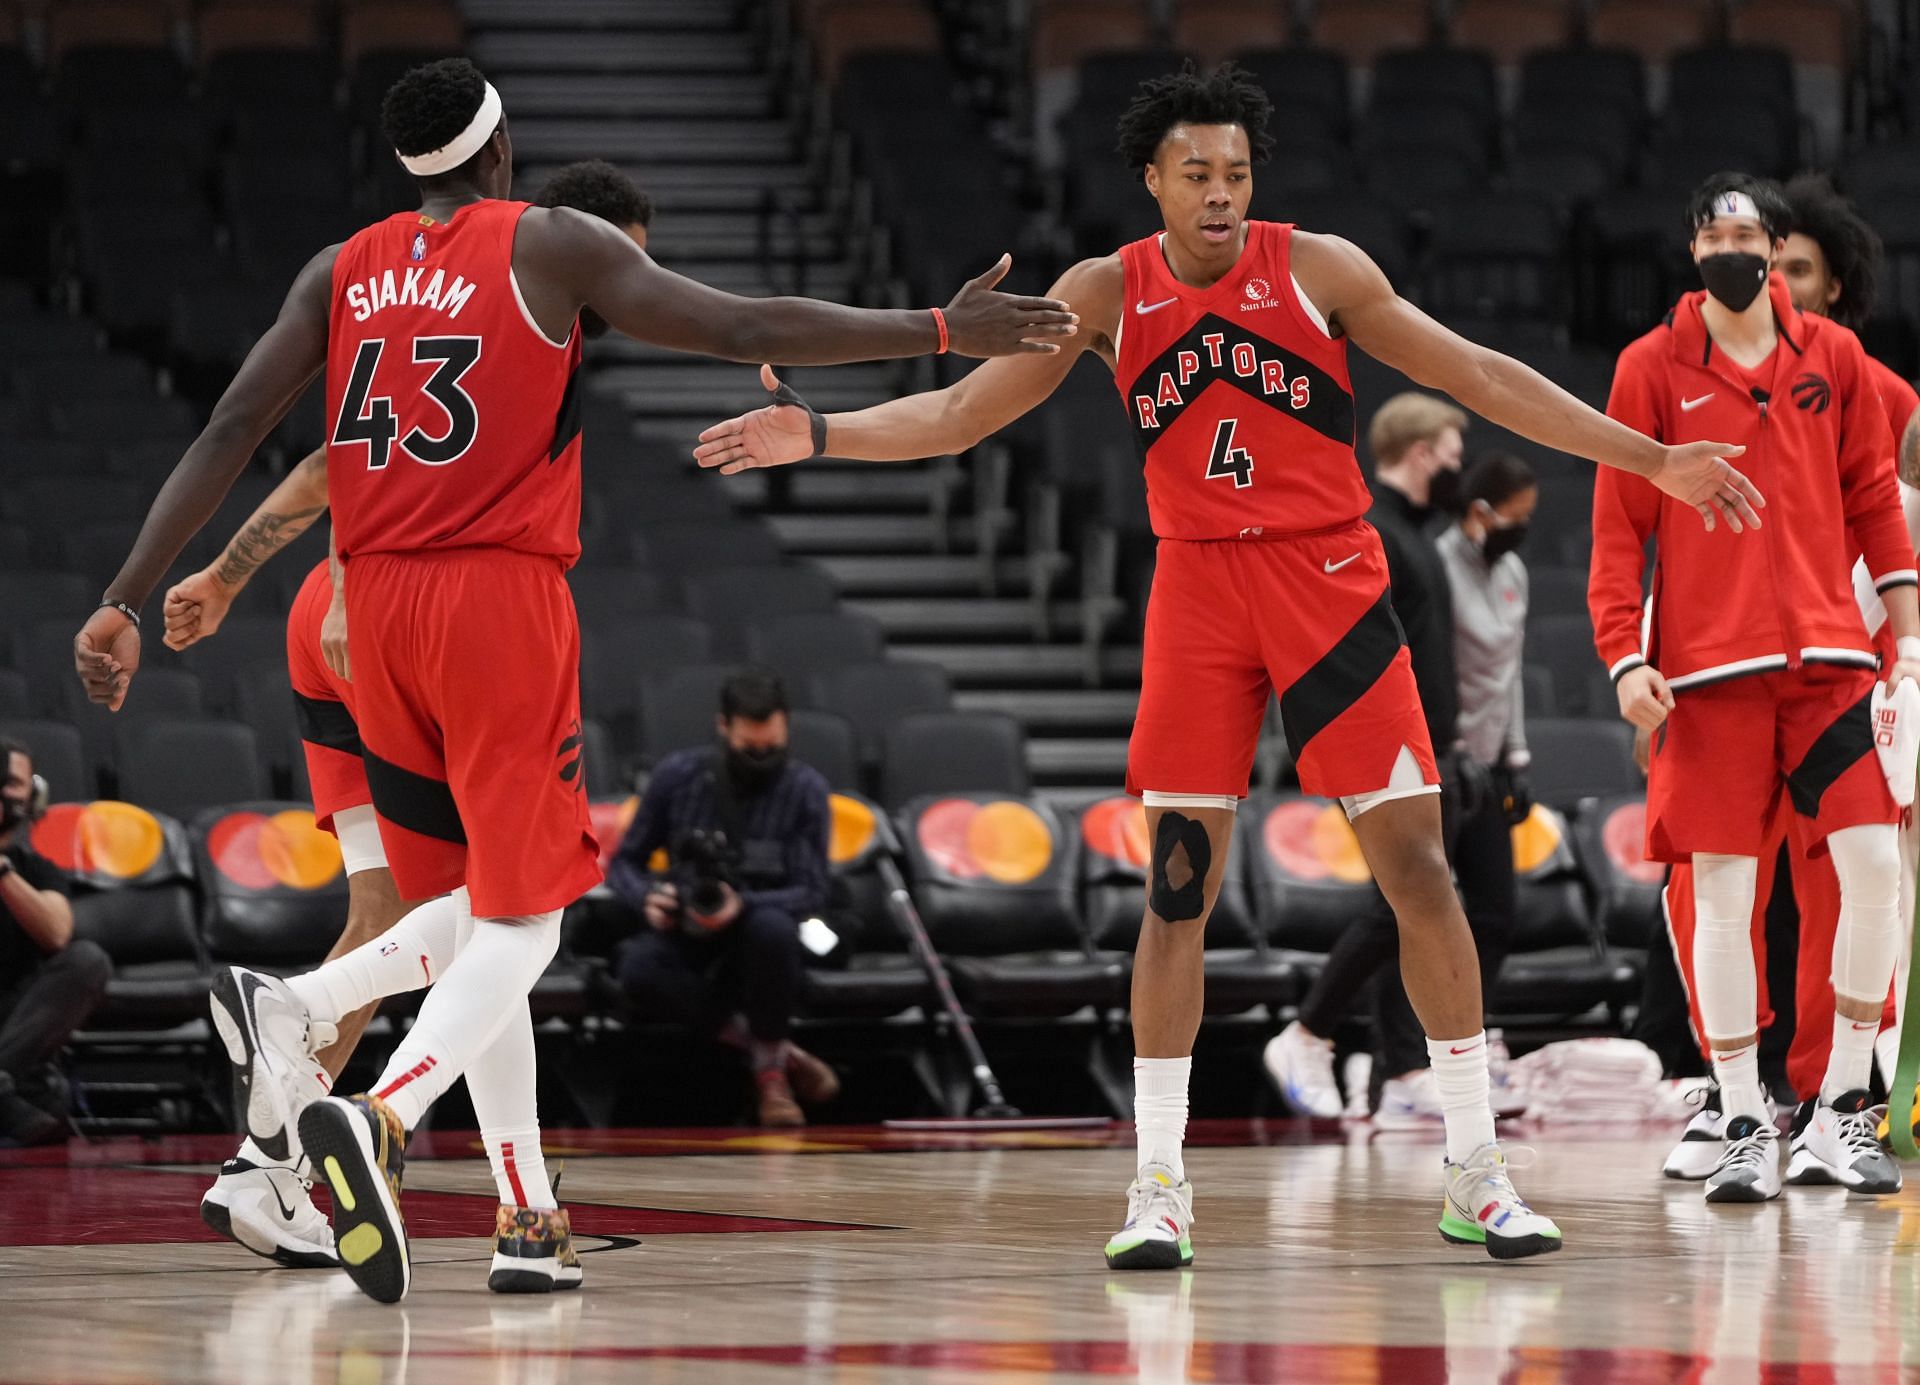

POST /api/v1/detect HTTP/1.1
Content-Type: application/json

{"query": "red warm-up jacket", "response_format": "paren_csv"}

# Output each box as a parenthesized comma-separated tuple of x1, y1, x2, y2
(1589, 274, 1913, 691)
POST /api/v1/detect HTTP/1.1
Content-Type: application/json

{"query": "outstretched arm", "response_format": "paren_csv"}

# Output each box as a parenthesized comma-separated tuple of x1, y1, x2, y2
(1292, 232, 1761, 532)
(693, 257, 1120, 472)
(522, 208, 1079, 365)
(76, 246, 337, 709)
(162, 446, 329, 651)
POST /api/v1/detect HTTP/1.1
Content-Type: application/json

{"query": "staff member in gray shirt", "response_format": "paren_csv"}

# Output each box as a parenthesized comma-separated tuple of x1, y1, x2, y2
(1437, 451, 1540, 994)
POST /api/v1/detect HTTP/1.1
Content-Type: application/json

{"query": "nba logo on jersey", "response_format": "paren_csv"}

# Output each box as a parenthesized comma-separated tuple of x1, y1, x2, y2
(410, 231, 427, 261)
(379, 939, 400, 957)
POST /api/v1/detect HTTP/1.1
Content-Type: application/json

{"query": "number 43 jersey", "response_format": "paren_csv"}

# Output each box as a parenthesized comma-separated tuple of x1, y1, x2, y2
(1114, 221, 1370, 540)
(326, 199, 585, 566)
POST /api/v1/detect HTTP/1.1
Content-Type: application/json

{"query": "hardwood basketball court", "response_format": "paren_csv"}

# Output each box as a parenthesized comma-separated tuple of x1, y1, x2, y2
(3, 1119, 1915, 1382)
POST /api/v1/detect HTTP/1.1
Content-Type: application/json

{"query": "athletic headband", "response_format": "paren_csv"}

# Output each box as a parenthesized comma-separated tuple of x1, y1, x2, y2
(397, 82, 503, 177)
(1698, 189, 1762, 226)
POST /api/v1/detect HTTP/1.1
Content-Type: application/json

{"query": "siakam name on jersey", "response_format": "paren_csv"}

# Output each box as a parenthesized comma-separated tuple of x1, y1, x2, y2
(344, 266, 477, 323)
(1133, 330, 1311, 429)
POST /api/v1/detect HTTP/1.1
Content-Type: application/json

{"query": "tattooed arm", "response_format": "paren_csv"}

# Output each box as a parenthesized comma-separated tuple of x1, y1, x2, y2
(161, 447, 329, 651)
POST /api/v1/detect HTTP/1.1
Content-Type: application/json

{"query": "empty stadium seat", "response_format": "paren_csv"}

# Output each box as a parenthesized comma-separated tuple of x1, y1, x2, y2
(1524, 614, 1601, 716)
(1, 719, 89, 802)
(743, 611, 886, 692)
(1491, 803, 1638, 1017)
(1448, 0, 1574, 67)
(1032, 0, 1155, 81)
(1588, 0, 1718, 67)
(813, 660, 954, 762)
(1171, 0, 1288, 65)
(1423, 192, 1563, 320)
(1310, 0, 1432, 67)
(1528, 566, 1589, 620)
(117, 719, 267, 821)
(1521, 662, 1558, 718)
(234, 661, 299, 793)
(879, 711, 1028, 810)
(1575, 794, 1664, 952)
(788, 708, 861, 792)
(800, 791, 934, 1018)
(1241, 792, 1380, 980)
(806, 0, 941, 85)
(65, 667, 203, 777)
(569, 567, 671, 627)
(178, 615, 287, 715)
(636, 662, 734, 764)
(579, 614, 713, 748)
(36, 800, 208, 1028)
(0, 669, 25, 718)
(193, 802, 347, 969)
(901, 792, 1125, 1016)
(635, 519, 785, 572)
(1371, 47, 1498, 137)
(1078, 795, 1288, 1012)
(1526, 718, 1639, 808)
(681, 565, 839, 657)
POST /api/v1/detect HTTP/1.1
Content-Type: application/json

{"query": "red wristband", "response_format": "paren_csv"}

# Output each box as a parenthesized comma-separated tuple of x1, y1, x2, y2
(930, 306, 949, 355)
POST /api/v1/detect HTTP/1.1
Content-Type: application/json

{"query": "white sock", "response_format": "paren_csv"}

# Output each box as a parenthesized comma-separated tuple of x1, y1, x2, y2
(1825, 1013, 1881, 1102)
(465, 998, 554, 1209)
(286, 892, 463, 1025)
(1133, 1056, 1191, 1180)
(370, 911, 561, 1130)
(1690, 852, 1766, 1117)
(1426, 1033, 1496, 1164)
(1710, 1041, 1766, 1121)
(1825, 824, 1902, 1101)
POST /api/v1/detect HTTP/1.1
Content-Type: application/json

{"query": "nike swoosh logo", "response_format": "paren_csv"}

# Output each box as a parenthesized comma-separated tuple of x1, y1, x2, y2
(267, 1176, 298, 1222)
(1136, 297, 1177, 315)
(1324, 553, 1361, 573)
(1680, 394, 1715, 412)
(1449, 1042, 1484, 1055)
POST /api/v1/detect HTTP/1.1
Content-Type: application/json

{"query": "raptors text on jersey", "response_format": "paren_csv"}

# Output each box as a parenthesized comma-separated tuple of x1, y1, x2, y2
(1115, 221, 1368, 540)
(325, 200, 586, 566)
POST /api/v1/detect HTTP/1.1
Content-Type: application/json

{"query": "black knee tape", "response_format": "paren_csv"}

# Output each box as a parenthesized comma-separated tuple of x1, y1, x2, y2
(1148, 812, 1212, 922)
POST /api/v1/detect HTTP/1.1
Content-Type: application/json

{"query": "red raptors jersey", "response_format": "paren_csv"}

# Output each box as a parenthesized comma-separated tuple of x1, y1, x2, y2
(326, 199, 585, 566)
(1115, 221, 1366, 540)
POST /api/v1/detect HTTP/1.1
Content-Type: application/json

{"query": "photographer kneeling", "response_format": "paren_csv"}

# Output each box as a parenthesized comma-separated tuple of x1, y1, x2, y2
(608, 669, 839, 1126)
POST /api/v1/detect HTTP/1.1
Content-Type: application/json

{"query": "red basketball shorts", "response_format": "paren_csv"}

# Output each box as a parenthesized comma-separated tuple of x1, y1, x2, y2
(288, 560, 367, 834)
(1665, 798, 1898, 1099)
(1128, 521, 1438, 802)
(344, 548, 602, 917)
(1644, 663, 1895, 863)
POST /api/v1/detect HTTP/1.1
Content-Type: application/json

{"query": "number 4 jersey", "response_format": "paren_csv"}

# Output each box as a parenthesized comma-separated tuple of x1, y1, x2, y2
(326, 200, 585, 566)
(1115, 221, 1369, 540)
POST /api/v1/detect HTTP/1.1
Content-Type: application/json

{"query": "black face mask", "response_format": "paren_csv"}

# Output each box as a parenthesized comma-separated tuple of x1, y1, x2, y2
(724, 742, 788, 794)
(1480, 521, 1528, 564)
(1698, 252, 1770, 313)
(1426, 467, 1463, 515)
(0, 797, 24, 835)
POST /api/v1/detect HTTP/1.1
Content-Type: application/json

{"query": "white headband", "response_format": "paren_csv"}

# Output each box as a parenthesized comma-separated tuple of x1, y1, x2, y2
(397, 82, 503, 177)
(1701, 190, 1761, 225)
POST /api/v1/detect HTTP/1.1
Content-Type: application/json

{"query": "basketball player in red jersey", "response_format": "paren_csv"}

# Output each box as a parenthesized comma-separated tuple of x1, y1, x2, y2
(1655, 172, 1920, 1186)
(72, 60, 1074, 1304)
(694, 65, 1759, 1266)
(159, 162, 656, 1282)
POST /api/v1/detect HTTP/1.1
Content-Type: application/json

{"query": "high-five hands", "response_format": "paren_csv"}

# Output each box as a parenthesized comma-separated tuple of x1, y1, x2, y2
(1652, 441, 1763, 532)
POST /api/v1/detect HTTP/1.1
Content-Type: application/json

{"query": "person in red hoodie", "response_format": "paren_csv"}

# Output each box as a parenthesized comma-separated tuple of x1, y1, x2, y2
(1656, 174, 1920, 1186)
(1592, 173, 1918, 1204)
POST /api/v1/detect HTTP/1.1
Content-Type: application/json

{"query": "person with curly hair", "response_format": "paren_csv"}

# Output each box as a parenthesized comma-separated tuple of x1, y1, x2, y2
(693, 61, 1762, 1268)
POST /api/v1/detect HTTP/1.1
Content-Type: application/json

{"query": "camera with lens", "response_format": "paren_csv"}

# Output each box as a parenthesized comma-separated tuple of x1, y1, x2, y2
(670, 829, 741, 926)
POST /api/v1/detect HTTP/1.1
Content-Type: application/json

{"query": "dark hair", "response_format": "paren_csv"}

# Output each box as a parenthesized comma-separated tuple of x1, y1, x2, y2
(1783, 171, 1883, 332)
(1115, 60, 1274, 179)
(1462, 452, 1536, 511)
(1685, 171, 1791, 244)
(381, 58, 492, 177)
(534, 160, 652, 228)
(720, 668, 788, 722)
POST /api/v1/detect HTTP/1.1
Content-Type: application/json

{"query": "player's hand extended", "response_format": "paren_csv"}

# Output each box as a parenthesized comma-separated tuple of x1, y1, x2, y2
(322, 589, 351, 682)
(1616, 664, 1674, 732)
(694, 366, 820, 475)
(74, 607, 140, 712)
(161, 568, 237, 652)
(942, 253, 1079, 358)
(1650, 441, 1762, 533)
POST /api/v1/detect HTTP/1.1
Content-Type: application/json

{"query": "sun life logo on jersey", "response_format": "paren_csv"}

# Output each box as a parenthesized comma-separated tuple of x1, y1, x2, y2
(411, 231, 427, 262)
(1240, 276, 1279, 313)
